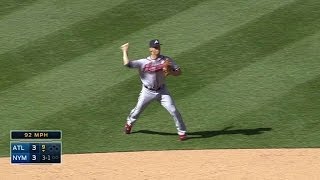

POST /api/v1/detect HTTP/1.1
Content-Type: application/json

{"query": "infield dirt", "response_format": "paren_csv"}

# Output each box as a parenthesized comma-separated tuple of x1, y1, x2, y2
(1, 148, 319, 179)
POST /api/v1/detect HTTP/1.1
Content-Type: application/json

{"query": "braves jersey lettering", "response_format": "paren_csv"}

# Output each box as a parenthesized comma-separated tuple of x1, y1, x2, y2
(143, 62, 164, 72)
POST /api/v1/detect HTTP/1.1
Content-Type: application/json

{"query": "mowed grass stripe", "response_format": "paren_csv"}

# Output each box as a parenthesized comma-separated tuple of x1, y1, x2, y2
(0, 0, 207, 91)
(224, 75, 320, 148)
(0, 0, 128, 55)
(122, 0, 296, 56)
(169, 0, 320, 97)
(0, 0, 39, 18)
(0, 0, 295, 152)
(179, 31, 320, 129)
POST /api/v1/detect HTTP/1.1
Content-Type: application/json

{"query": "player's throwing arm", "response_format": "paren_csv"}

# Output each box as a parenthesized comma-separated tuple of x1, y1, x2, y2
(121, 42, 130, 66)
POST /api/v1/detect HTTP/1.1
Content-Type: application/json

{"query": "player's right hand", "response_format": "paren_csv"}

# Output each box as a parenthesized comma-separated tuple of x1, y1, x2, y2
(120, 42, 129, 52)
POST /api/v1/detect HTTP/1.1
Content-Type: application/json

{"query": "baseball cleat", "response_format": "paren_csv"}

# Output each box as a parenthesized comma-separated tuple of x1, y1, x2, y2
(124, 123, 132, 134)
(179, 134, 187, 141)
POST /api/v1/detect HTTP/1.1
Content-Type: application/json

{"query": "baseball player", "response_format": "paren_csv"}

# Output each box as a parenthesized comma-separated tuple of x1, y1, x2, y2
(120, 39, 187, 141)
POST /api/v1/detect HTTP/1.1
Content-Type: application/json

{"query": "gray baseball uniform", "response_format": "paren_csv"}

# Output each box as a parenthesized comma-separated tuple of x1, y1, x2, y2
(126, 55, 187, 135)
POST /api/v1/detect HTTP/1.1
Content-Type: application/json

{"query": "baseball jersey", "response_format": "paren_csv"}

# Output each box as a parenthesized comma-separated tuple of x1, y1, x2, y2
(127, 55, 179, 90)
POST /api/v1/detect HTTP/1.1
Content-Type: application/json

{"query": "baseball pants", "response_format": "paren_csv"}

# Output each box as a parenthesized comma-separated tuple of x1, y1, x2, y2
(126, 85, 187, 135)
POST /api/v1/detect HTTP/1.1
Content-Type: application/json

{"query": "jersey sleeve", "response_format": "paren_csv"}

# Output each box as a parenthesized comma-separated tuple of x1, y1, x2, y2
(167, 57, 180, 70)
(126, 59, 144, 68)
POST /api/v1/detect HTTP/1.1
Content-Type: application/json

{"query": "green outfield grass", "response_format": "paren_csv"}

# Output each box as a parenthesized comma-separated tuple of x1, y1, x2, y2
(1, 0, 320, 156)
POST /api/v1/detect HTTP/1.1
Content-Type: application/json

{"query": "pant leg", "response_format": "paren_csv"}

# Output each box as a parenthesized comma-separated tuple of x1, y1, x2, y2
(159, 89, 187, 135)
(127, 87, 157, 125)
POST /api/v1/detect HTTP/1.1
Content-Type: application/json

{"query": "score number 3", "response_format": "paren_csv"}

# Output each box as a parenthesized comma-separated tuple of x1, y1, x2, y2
(32, 155, 37, 161)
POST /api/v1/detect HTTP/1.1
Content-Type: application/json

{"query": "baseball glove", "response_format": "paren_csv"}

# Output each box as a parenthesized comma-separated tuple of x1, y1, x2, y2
(162, 59, 172, 76)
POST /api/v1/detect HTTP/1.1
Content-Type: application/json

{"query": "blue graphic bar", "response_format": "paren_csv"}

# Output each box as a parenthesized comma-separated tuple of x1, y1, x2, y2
(11, 130, 62, 140)
(10, 142, 62, 164)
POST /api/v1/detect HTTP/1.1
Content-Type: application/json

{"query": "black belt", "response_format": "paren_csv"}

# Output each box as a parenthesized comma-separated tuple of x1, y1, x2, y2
(144, 85, 162, 91)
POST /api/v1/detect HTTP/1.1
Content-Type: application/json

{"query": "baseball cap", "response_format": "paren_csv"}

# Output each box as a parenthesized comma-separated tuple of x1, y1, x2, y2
(149, 39, 162, 48)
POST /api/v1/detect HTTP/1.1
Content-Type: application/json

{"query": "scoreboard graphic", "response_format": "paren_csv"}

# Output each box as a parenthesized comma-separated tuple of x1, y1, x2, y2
(10, 130, 62, 164)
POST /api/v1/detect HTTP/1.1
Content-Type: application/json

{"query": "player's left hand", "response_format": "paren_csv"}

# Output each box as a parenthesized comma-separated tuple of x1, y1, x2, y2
(162, 59, 172, 76)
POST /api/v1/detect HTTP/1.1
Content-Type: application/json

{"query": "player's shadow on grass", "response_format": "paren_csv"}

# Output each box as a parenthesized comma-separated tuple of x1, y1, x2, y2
(133, 126, 272, 139)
